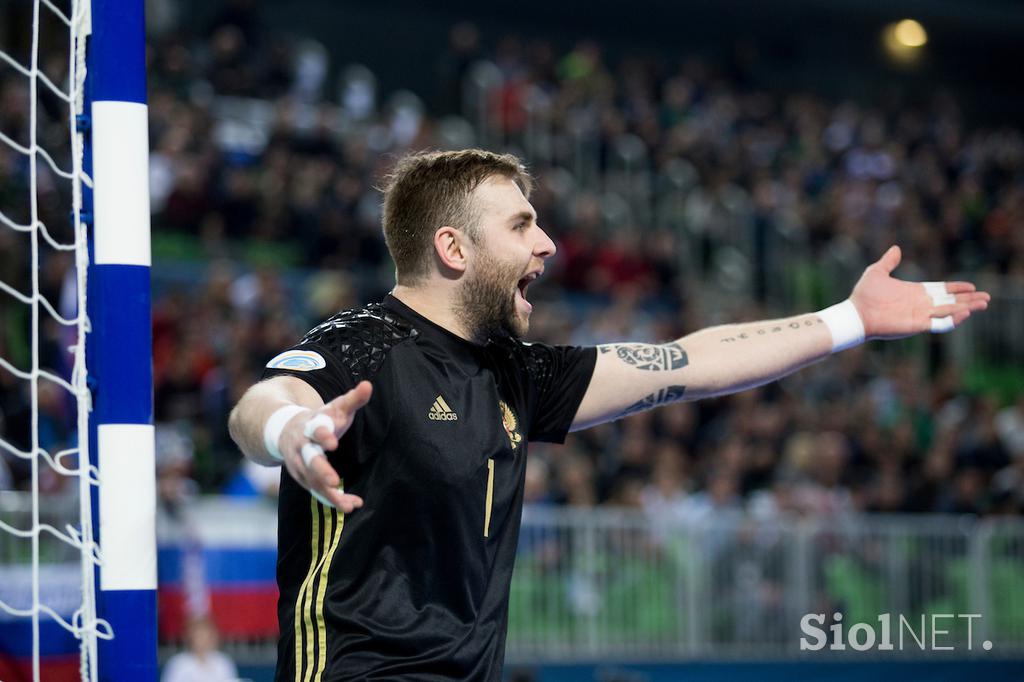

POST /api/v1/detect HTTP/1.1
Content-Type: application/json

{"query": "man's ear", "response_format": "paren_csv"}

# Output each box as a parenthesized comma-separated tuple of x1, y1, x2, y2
(434, 226, 468, 274)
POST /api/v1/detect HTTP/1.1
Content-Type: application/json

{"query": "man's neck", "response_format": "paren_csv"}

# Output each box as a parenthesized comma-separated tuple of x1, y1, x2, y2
(390, 284, 477, 343)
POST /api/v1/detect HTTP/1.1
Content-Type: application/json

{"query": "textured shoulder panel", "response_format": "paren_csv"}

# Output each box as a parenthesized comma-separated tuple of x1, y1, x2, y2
(300, 303, 418, 382)
(520, 342, 557, 385)
(492, 338, 554, 385)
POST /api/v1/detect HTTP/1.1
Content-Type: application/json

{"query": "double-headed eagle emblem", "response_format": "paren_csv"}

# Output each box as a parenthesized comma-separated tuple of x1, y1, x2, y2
(498, 400, 522, 449)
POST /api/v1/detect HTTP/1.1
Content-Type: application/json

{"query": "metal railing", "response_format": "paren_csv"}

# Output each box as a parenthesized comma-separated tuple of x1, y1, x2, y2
(951, 276, 1024, 369)
(506, 507, 1024, 661)
(5, 494, 1022, 662)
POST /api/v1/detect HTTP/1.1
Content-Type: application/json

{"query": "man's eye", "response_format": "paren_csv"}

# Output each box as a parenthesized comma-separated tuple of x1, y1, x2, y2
(514, 222, 527, 231)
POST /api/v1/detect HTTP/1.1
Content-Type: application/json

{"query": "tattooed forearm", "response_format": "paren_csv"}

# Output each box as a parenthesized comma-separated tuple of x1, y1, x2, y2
(718, 318, 823, 343)
(598, 342, 689, 371)
(620, 385, 686, 417)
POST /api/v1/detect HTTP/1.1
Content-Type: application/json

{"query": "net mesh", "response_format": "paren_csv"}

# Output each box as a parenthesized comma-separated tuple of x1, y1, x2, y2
(0, 0, 110, 680)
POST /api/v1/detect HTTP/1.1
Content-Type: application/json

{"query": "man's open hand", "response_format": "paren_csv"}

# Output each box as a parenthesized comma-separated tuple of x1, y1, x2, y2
(850, 246, 990, 340)
(278, 381, 373, 511)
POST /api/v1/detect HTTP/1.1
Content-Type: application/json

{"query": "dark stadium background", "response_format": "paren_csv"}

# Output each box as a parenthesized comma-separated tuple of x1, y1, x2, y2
(1, 0, 1023, 679)
(171, 0, 1024, 122)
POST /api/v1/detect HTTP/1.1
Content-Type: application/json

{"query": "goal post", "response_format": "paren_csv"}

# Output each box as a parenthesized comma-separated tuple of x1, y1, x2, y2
(85, 0, 157, 679)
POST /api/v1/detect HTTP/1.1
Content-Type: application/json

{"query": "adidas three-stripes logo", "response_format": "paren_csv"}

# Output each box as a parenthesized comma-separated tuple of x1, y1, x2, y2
(428, 395, 458, 421)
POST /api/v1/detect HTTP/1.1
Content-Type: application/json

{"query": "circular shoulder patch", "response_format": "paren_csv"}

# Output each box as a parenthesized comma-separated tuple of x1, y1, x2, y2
(265, 349, 327, 371)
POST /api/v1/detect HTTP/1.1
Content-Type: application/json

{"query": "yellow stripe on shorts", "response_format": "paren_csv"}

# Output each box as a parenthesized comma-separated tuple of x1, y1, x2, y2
(313, 506, 345, 682)
(294, 497, 323, 682)
(294, 487, 346, 682)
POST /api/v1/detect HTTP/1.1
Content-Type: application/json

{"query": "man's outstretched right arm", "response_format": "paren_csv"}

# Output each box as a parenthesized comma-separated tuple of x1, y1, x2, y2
(570, 246, 989, 430)
(228, 376, 372, 511)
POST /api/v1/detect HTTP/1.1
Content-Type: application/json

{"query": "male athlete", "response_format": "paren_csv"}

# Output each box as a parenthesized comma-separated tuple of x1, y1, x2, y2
(228, 149, 989, 681)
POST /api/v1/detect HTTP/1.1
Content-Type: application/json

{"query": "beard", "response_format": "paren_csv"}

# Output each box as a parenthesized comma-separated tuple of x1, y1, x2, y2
(456, 249, 528, 343)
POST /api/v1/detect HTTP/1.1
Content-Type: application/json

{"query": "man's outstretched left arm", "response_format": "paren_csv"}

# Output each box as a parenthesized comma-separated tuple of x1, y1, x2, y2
(570, 246, 990, 430)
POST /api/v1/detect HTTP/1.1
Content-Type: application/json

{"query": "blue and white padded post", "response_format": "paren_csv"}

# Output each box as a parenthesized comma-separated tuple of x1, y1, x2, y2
(85, 0, 157, 679)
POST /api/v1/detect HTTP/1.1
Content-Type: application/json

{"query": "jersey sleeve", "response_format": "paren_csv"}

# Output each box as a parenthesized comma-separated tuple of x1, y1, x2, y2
(259, 307, 413, 468)
(261, 343, 356, 403)
(260, 341, 376, 468)
(521, 343, 597, 443)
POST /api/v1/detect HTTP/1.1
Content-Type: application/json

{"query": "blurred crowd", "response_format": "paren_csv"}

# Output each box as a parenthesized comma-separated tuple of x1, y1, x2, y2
(2, 0, 1023, 521)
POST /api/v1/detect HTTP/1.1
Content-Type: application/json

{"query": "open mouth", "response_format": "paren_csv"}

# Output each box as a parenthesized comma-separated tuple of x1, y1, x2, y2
(516, 272, 540, 311)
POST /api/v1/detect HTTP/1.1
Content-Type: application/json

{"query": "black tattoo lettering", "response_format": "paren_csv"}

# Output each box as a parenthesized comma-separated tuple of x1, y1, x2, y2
(599, 343, 688, 371)
(719, 319, 821, 343)
(621, 385, 687, 417)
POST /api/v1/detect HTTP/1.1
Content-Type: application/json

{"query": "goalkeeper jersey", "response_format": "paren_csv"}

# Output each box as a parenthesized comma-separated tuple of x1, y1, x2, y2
(261, 294, 596, 681)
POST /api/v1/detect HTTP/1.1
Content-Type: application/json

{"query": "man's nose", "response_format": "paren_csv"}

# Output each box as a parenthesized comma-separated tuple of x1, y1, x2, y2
(535, 225, 556, 258)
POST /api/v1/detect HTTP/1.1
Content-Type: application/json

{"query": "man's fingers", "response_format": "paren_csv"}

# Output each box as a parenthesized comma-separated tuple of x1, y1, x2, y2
(927, 282, 989, 305)
(334, 492, 365, 513)
(303, 382, 373, 452)
(303, 413, 339, 450)
(945, 281, 977, 294)
(311, 424, 339, 451)
(925, 303, 968, 334)
(285, 382, 374, 511)
(335, 381, 373, 413)
(306, 448, 341, 488)
(289, 441, 364, 512)
(954, 292, 990, 311)
(931, 303, 969, 319)
(922, 283, 990, 327)
(309, 478, 364, 513)
(304, 448, 365, 510)
(875, 245, 901, 274)
(326, 381, 373, 428)
(300, 442, 325, 467)
(928, 303, 972, 331)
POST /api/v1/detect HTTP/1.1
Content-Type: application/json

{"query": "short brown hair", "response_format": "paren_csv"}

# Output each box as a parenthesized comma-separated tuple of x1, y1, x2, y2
(380, 149, 533, 284)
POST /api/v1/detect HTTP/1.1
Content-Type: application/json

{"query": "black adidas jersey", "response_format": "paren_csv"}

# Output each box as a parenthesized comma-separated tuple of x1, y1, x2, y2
(262, 294, 596, 681)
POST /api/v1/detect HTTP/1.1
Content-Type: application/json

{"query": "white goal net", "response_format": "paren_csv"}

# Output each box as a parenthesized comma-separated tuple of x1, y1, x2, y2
(0, 1, 110, 680)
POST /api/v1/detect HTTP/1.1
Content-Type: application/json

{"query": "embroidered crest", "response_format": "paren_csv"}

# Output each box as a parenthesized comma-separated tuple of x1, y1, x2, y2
(499, 400, 522, 449)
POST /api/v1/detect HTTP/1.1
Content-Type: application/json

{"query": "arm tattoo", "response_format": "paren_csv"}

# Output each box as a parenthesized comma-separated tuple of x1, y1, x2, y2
(718, 318, 822, 343)
(599, 342, 688, 371)
(620, 385, 686, 417)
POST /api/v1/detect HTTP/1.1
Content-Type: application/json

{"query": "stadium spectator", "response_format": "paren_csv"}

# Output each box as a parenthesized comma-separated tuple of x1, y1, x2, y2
(160, 616, 238, 682)
(0, 18, 1020, 520)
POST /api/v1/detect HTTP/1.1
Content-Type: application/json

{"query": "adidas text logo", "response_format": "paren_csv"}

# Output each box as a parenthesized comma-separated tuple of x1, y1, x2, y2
(428, 395, 458, 421)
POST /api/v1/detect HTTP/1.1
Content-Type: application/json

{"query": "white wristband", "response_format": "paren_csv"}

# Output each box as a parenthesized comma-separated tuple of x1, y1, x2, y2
(817, 299, 865, 352)
(263, 405, 309, 462)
